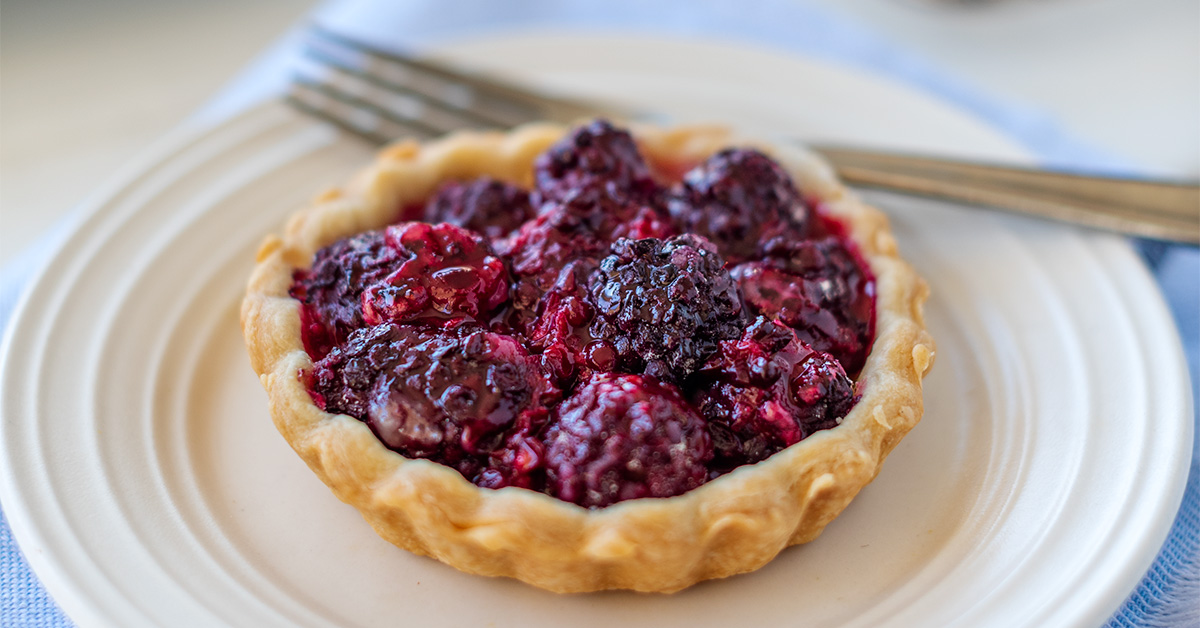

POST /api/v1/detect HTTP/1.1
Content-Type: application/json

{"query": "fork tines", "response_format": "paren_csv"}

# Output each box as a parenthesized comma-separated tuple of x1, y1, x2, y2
(289, 25, 631, 144)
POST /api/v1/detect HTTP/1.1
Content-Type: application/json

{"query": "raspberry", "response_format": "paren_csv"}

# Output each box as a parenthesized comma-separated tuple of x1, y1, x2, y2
(588, 235, 745, 381)
(533, 119, 657, 204)
(290, 230, 406, 358)
(309, 323, 559, 488)
(733, 234, 875, 374)
(361, 222, 510, 327)
(668, 148, 809, 262)
(691, 318, 855, 469)
(544, 373, 712, 507)
(423, 177, 534, 240)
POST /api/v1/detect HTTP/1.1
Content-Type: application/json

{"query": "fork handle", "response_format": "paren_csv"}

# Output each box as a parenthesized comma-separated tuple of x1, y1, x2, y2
(811, 146, 1200, 245)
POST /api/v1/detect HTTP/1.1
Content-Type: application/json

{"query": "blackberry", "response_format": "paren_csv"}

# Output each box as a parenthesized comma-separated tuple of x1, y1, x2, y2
(668, 148, 809, 262)
(290, 229, 406, 359)
(423, 177, 534, 240)
(502, 187, 673, 354)
(361, 222, 510, 327)
(691, 318, 855, 469)
(533, 119, 658, 204)
(734, 234, 875, 374)
(309, 323, 559, 488)
(588, 235, 745, 381)
(544, 373, 712, 508)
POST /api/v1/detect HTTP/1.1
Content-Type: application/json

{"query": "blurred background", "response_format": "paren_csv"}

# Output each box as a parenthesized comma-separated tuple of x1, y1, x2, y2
(1, 0, 1197, 267)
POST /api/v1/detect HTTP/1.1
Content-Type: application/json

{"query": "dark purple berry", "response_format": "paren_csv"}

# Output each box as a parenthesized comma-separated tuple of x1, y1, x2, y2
(668, 148, 809, 262)
(533, 119, 657, 204)
(502, 205, 611, 305)
(733, 235, 875, 374)
(424, 177, 534, 240)
(588, 235, 746, 381)
(691, 318, 855, 469)
(309, 323, 559, 488)
(361, 222, 509, 327)
(290, 230, 406, 358)
(544, 373, 712, 508)
(502, 186, 674, 343)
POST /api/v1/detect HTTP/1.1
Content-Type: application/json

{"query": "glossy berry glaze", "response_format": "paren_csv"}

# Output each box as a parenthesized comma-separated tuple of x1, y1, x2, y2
(291, 120, 876, 508)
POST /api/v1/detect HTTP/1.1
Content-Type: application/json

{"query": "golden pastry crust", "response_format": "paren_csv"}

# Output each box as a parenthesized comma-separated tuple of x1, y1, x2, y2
(241, 122, 934, 593)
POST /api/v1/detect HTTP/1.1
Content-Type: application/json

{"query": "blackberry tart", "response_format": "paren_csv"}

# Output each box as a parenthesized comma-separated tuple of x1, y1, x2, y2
(242, 120, 934, 593)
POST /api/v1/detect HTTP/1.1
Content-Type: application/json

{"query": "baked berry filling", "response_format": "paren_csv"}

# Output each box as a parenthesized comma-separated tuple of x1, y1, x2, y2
(295, 120, 875, 507)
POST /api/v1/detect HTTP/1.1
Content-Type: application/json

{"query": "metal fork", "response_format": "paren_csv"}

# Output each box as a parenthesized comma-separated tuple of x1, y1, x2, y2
(289, 25, 1200, 245)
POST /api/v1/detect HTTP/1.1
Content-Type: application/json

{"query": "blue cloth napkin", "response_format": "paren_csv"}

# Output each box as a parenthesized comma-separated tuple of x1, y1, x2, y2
(2, 1, 1196, 625)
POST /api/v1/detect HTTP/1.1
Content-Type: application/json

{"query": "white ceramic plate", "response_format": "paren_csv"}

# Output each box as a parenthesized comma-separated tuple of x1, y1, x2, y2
(1, 35, 1192, 628)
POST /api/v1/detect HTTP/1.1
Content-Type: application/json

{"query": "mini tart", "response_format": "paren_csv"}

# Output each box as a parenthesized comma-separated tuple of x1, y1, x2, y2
(241, 122, 934, 593)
